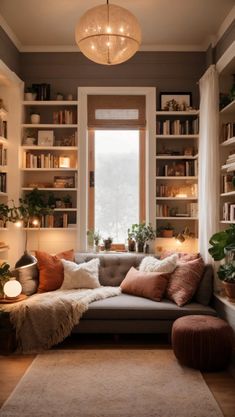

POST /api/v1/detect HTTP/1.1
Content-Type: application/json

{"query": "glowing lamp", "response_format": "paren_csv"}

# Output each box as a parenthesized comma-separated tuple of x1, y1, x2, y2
(32, 217, 40, 226)
(3, 278, 22, 299)
(15, 220, 23, 228)
(59, 156, 70, 168)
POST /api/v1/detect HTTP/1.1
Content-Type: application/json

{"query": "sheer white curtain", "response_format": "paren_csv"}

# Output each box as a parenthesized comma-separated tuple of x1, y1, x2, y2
(199, 65, 220, 263)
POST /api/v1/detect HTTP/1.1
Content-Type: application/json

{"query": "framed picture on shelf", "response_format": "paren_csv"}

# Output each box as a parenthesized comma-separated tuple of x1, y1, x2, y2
(38, 130, 54, 146)
(159, 92, 192, 111)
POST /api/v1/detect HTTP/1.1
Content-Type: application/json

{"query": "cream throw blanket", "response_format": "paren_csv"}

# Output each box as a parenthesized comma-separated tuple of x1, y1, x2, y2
(3, 286, 121, 353)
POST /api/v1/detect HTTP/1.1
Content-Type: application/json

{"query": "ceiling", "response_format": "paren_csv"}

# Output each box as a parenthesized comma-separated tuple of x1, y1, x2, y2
(0, 0, 234, 52)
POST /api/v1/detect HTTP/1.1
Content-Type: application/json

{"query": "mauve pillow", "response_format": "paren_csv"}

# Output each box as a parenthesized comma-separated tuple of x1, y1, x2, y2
(120, 267, 170, 302)
(166, 257, 205, 307)
(160, 251, 200, 262)
(36, 249, 74, 293)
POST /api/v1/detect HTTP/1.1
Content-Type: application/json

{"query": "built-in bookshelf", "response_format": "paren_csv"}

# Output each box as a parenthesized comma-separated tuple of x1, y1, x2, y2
(21, 97, 78, 232)
(156, 110, 199, 238)
(220, 99, 235, 224)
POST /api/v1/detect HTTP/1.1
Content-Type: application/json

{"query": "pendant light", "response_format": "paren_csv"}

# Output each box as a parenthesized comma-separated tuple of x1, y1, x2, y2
(75, 0, 141, 65)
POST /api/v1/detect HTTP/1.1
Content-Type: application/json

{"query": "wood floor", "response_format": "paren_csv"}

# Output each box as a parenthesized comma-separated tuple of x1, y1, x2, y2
(0, 334, 235, 417)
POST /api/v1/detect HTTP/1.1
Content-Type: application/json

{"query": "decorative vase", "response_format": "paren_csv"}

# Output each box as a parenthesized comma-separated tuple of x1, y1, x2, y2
(30, 114, 40, 124)
(222, 281, 235, 300)
(24, 92, 34, 101)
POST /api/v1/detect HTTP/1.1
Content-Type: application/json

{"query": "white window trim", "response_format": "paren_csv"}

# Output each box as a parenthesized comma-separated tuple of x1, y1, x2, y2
(78, 86, 156, 251)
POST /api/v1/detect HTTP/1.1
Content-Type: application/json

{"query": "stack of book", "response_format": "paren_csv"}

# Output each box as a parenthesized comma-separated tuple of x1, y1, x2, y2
(187, 202, 198, 217)
(223, 202, 235, 221)
(53, 110, 75, 124)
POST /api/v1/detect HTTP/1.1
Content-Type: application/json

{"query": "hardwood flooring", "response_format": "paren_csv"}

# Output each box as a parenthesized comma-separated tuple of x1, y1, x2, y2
(0, 334, 235, 417)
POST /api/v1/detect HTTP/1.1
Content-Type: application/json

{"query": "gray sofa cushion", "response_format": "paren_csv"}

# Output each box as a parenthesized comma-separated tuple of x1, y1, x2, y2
(82, 293, 216, 320)
(194, 264, 213, 306)
(75, 253, 147, 286)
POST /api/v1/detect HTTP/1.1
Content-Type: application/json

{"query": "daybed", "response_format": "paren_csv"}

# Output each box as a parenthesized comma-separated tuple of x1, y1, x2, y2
(72, 252, 217, 335)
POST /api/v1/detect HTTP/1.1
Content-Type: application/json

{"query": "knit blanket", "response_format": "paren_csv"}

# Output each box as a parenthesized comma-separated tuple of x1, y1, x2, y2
(2, 286, 121, 353)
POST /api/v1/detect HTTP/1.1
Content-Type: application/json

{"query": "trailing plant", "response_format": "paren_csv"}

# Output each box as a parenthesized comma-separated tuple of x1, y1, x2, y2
(217, 263, 235, 283)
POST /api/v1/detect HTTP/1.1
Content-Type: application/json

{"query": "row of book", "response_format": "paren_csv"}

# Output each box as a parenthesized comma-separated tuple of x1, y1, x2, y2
(0, 145, 7, 166)
(222, 175, 234, 193)
(0, 172, 6, 192)
(53, 110, 75, 124)
(222, 202, 235, 222)
(157, 160, 198, 177)
(24, 152, 73, 169)
(156, 119, 199, 135)
(156, 203, 198, 218)
(223, 152, 235, 168)
(0, 119, 7, 138)
(220, 123, 235, 142)
(39, 213, 75, 228)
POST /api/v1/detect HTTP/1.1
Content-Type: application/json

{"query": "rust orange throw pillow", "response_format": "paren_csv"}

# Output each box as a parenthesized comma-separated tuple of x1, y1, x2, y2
(121, 267, 170, 302)
(36, 249, 74, 293)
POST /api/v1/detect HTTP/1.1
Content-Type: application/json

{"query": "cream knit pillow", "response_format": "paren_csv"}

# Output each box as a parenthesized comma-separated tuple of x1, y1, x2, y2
(139, 254, 178, 274)
(61, 258, 101, 289)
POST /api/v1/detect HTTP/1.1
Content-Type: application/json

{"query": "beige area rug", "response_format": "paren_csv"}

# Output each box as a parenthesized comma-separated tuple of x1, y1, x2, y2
(0, 349, 223, 417)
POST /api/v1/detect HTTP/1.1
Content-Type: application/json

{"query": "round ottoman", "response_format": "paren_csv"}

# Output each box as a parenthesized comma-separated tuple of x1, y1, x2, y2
(172, 315, 234, 371)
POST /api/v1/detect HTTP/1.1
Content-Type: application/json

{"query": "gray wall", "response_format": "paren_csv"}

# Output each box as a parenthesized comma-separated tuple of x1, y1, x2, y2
(214, 19, 235, 64)
(0, 26, 20, 75)
(20, 51, 206, 108)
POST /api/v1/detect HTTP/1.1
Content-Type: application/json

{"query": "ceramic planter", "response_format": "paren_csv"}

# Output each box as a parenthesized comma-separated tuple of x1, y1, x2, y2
(222, 281, 235, 300)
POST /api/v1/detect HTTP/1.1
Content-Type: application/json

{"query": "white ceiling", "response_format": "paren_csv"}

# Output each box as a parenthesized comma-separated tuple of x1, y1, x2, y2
(0, 0, 234, 52)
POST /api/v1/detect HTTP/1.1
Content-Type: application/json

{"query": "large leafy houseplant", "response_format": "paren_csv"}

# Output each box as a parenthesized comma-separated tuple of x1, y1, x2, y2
(209, 225, 235, 299)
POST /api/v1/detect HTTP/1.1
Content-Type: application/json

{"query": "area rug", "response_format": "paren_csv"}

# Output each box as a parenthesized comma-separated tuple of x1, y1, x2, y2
(0, 349, 223, 417)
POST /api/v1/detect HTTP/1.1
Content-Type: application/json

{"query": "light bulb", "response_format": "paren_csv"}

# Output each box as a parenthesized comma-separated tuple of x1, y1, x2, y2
(4, 278, 22, 298)
(15, 220, 23, 228)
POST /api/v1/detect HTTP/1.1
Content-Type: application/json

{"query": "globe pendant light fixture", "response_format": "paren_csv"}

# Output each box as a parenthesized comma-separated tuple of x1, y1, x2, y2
(75, 0, 141, 65)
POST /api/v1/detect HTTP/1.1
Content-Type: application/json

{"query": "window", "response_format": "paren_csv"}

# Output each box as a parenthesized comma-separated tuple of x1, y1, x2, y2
(94, 130, 139, 242)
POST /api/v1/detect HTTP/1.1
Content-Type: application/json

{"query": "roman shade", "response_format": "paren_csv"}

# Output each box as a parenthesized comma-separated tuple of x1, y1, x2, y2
(87, 95, 146, 128)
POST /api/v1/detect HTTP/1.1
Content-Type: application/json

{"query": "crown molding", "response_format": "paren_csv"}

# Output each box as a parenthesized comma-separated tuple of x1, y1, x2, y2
(215, 5, 235, 46)
(0, 14, 22, 50)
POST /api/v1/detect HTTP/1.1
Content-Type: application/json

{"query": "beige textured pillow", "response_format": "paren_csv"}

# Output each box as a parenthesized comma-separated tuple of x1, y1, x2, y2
(139, 254, 178, 274)
(61, 258, 101, 290)
(166, 257, 205, 307)
(121, 267, 170, 301)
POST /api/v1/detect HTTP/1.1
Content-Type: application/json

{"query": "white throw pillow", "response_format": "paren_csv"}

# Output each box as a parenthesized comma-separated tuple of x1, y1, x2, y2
(61, 258, 101, 290)
(139, 254, 178, 274)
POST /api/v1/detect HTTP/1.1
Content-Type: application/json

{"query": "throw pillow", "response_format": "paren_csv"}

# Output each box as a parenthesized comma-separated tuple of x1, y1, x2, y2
(139, 254, 178, 274)
(11, 261, 39, 296)
(120, 267, 170, 301)
(61, 258, 101, 290)
(166, 257, 205, 307)
(160, 251, 200, 262)
(36, 249, 74, 293)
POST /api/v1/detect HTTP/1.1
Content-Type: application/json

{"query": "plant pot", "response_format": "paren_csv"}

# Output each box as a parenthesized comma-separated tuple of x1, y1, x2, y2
(137, 242, 145, 253)
(104, 240, 112, 251)
(222, 281, 235, 300)
(161, 229, 174, 238)
(24, 92, 34, 101)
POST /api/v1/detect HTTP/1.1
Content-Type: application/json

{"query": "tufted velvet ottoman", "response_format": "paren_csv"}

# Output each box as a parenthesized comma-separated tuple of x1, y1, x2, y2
(172, 315, 234, 371)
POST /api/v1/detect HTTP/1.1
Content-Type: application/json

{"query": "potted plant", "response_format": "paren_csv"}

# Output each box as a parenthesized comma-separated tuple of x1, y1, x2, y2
(103, 236, 113, 251)
(208, 224, 235, 300)
(157, 223, 174, 238)
(62, 194, 72, 208)
(0, 262, 11, 297)
(127, 228, 136, 252)
(129, 223, 155, 253)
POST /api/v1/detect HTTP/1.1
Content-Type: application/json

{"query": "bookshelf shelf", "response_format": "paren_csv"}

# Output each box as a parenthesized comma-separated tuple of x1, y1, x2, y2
(156, 134, 198, 139)
(156, 110, 199, 116)
(21, 168, 77, 172)
(22, 146, 78, 151)
(156, 155, 198, 160)
(23, 100, 77, 106)
(220, 100, 235, 115)
(24, 227, 77, 231)
(156, 216, 198, 220)
(22, 124, 77, 128)
(156, 176, 198, 180)
(156, 197, 198, 200)
(21, 187, 77, 191)
(220, 136, 235, 147)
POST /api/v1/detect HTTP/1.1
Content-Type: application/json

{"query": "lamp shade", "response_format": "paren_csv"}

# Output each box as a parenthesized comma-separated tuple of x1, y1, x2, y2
(4, 278, 22, 298)
(75, 3, 141, 65)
